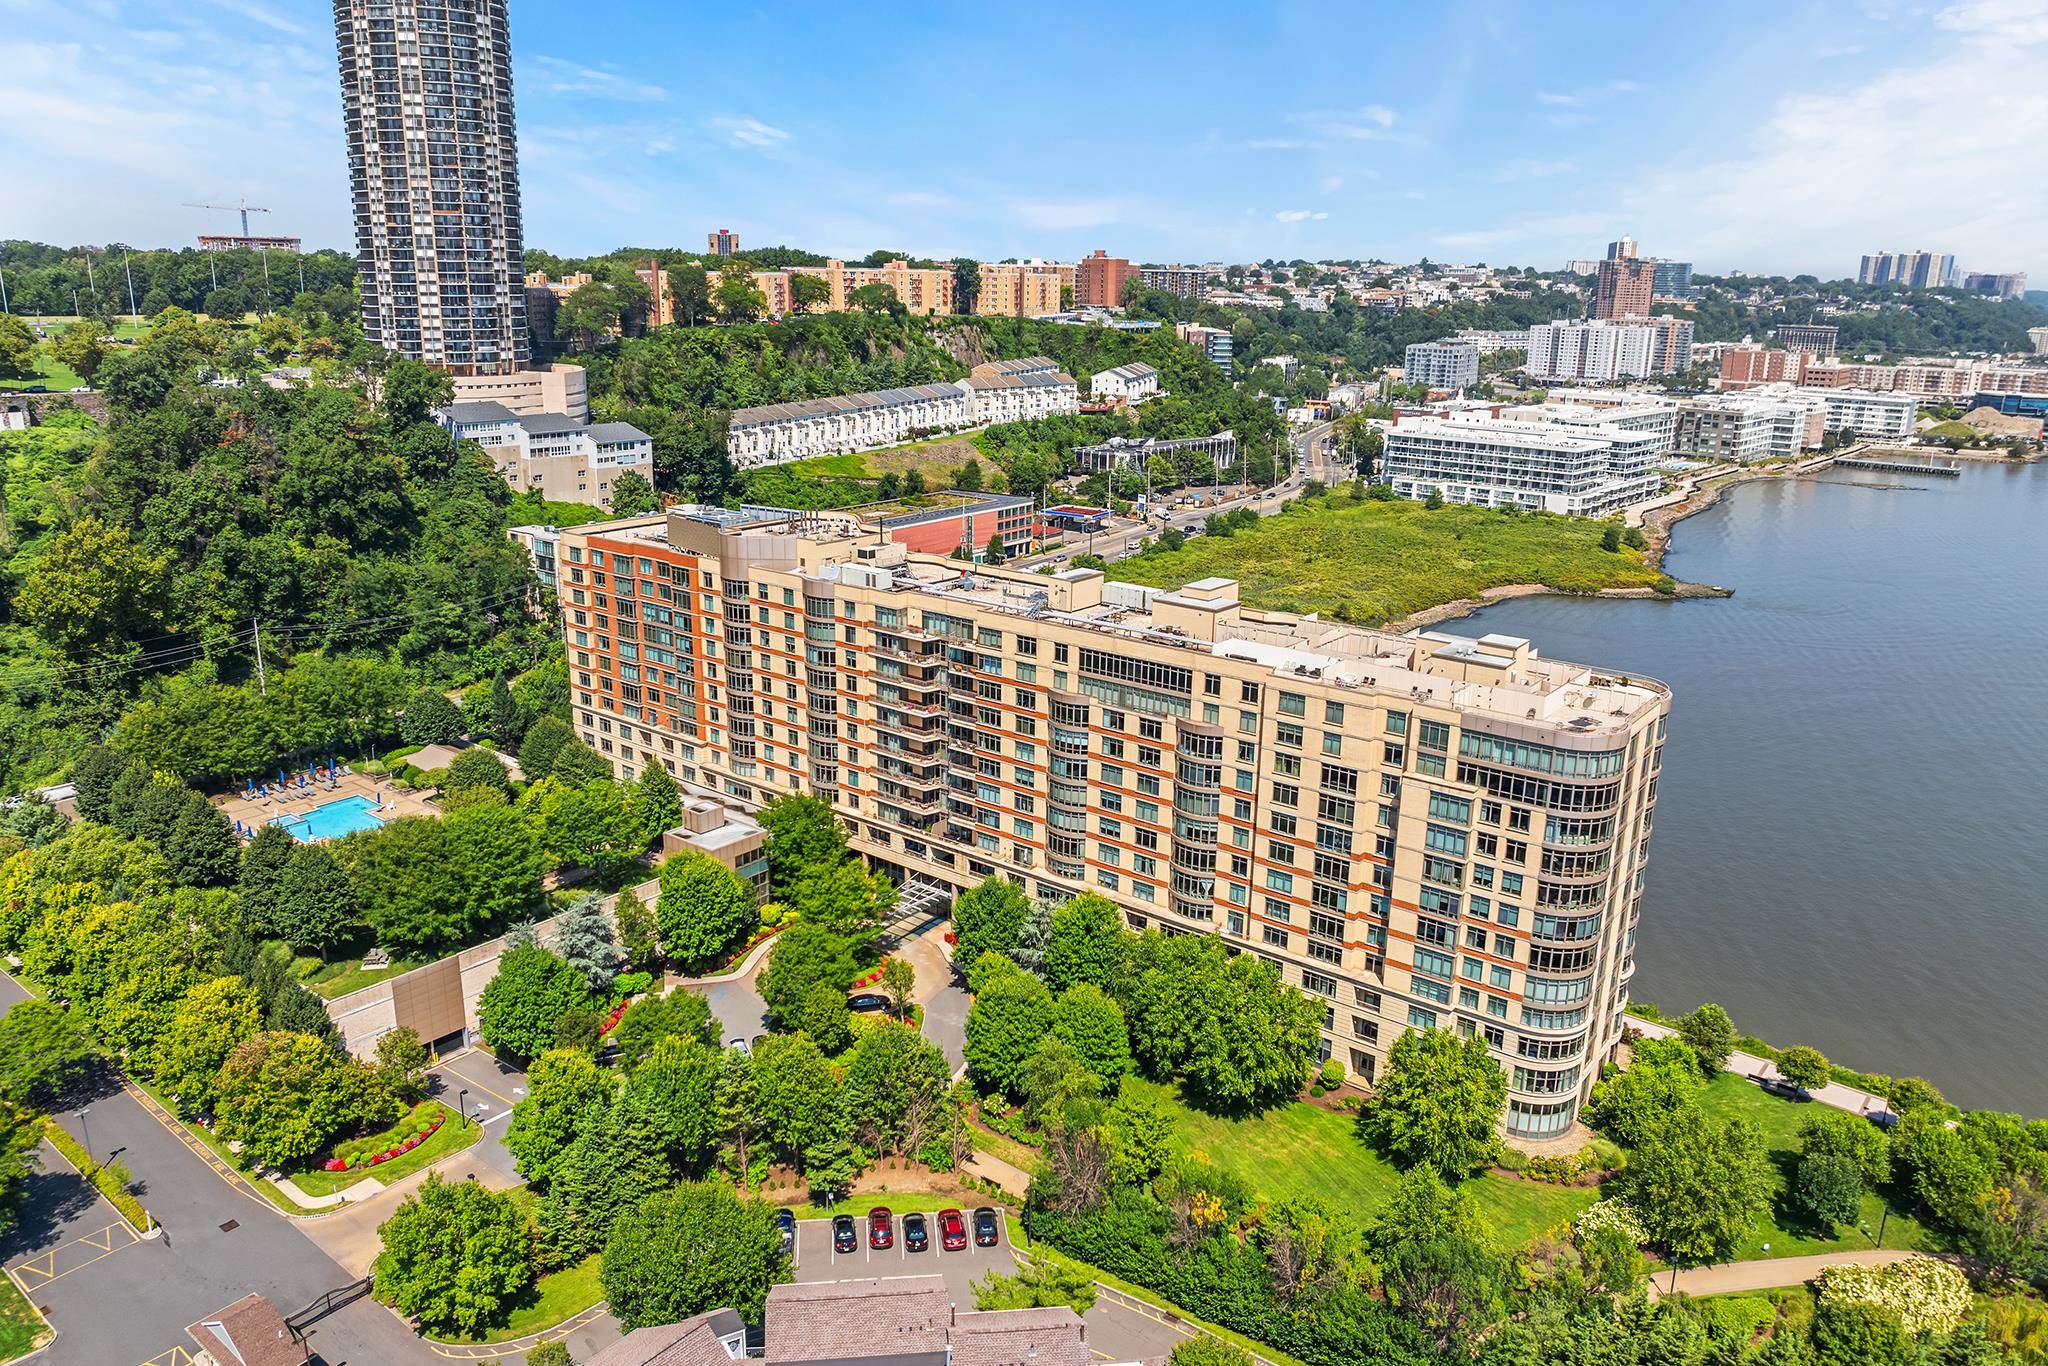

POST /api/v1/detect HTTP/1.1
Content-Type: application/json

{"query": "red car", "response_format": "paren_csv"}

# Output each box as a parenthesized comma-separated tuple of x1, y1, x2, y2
(938, 1207, 968, 1252)
(867, 1206, 893, 1250)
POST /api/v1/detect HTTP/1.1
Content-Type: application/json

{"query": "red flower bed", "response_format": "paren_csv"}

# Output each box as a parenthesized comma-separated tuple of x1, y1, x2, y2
(321, 1111, 446, 1172)
(597, 998, 632, 1036)
(852, 956, 893, 990)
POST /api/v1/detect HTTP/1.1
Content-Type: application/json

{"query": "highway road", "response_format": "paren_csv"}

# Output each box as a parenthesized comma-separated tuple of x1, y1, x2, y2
(1019, 419, 1336, 569)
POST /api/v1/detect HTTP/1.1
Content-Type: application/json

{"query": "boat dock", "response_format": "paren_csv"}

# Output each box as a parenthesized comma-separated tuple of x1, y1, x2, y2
(1832, 455, 1961, 477)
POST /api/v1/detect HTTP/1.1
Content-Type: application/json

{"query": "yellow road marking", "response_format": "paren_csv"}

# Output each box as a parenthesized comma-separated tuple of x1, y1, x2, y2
(423, 1301, 608, 1358)
(140, 1347, 198, 1365)
(6, 1219, 140, 1287)
(437, 1053, 519, 1109)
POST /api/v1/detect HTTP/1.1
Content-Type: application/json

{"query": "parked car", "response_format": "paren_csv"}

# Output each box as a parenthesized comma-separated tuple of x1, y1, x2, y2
(1868, 1109, 1901, 1132)
(868, 1206, 893, 1250)
(848, 993, 890, 1013)
(776, 1208, 796, 1258)
(726, 1036, 750, 1054)
(1758, 1075, 1805, 1100)
(973, 1207, 1000, 1248)
(939, 1207, 968, 1251)
(832, 1214, 857, 1253)
(903, 1212, 929, 1252)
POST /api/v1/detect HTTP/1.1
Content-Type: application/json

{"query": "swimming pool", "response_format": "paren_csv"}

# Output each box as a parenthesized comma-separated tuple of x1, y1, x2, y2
(273, 794, 385, 843)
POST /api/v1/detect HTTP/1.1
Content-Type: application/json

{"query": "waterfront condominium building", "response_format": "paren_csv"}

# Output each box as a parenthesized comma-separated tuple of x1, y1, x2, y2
(334, 0, 529, 376)
(1382, 411, 1663, 517)
(1591, 256, 1656, 319)
(1859, 251, 1958, 290)
(1076, 250, 1138, 308)
(553, 508, 1671, 1136)
(1403, 341, 1481, 391)
(1526, 319, 1690, 383)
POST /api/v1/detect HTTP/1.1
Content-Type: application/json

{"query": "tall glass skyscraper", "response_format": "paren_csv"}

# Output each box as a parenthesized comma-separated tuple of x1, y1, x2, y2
(334, 0, 529, 376)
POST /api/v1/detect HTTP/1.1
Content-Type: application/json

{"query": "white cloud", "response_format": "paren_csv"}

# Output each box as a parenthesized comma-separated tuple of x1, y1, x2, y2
(1536, 91, 1584, 107)
(1246, 137, 1317, 150)
(530, 55, 669, 103)
(1625, 13, 2048, 274)
(1493, 158, 1577, 182)
(201, 0, 309, 37)
(709, 115, 790, 149)
(1293, 104, 1401, 143)
(1011, 198, 1127, 230)
(1319, 174, 1344, 193)
(1274, 209, 1328, 223)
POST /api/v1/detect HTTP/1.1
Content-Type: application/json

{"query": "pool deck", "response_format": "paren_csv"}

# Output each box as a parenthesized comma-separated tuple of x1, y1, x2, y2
(215, 772, 440, 841)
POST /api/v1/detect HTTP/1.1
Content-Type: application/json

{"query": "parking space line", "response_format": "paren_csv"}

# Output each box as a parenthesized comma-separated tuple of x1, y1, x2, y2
(7, 1219, 141, 1288)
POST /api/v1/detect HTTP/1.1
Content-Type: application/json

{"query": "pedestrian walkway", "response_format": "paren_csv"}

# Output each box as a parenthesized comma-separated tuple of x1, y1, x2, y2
(1629, 1017, 1898, 1121)
(1649, 1248, 1927, 1299)
(963, 1149, 1031, 1198)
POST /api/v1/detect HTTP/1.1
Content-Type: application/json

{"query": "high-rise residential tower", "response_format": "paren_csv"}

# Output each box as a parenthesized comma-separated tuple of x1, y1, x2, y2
(335, 0, 530, 376)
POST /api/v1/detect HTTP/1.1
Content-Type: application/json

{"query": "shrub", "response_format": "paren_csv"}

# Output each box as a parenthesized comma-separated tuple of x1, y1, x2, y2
(1815, 1258, 1970, 1336)
(1574, 1197, 1648, 1247)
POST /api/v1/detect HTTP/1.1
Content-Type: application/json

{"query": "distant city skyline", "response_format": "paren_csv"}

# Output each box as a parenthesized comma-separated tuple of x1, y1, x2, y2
(3, 0, 2045, 281)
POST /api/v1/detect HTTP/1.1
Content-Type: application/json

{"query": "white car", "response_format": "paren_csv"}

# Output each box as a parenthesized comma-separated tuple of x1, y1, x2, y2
(726, 1036, 750, 1054)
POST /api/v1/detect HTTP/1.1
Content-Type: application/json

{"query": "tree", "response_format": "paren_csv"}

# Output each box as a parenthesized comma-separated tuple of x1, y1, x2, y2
(558, 280, 624, 349)
(1794, 1151, 1864, 1234)
(524, 777, 644, 881)
(445, 747, 511, 795)
(951, 876, 1030, 967)
(614, 884, 662, 975)
(375, 1175, 533, 1335)
(15, 517, 172, 662)
(0, 999, 96, 1106)
(611, 990, 715, 1070)
(517, 716, 576, 782)
(214, 1031, 392, 1170)
(972, 1256, 1096, 1313)
(1175, 951, 1323, 1113)
(1363, 1169, 1512, 1351)
(715, 1048, 762, 1181)
(1361, 1028, 1506, 1177)
(1044, 893, 1125, 992)
(797, 983, 852, 1055)
(656, 852, 756, 970)
(1052, 983, 1131, 1084)
(1169, 1341, 1255, 1366)
(273, 842, 361, 959)
(1776, 1045, 1831, 1092)
(951, 259, 981, 315)
(49, 320, 109, 385)
(849, 282, 903, 315)
(789, 860, 894, 947)
(1799, 1109, 1892, 1188)
(504, 1047, 617, 1190)
(759, 923, 859, 1027)
(789, 272, 831, 314)
(0, 314, 36, 381)
(1618, 1109, 1771, 1267)
(609, 471, 659, 516)
(526, 1343, 571, 1366)
(486, 676, 524, 749)
(548, 894, 618, 994)
(753, 1032, 839, 1160)
(1586, 1036, 1704, 1147)
(666, 264, 712, 327)
(880, 956, 916, 1018)
(479, 944, 592, 1062)
(622, 1035, 722, 1171)
(600, 1183, 784, 1330)
(982, 532, 1005, 563)
(541, 1098, 673, 1261)
(713, 276, 768, 324)
(632, 762, 683, 839)
(400, 688, 467, 746)
(0, 1102, 42, 1244)
(1673, 1003, 1737, 1076)
(375, 1026, 431, 1104)
(1600, 524, 1622, 552)
(963, 961, 1056, 1095)
(840, 1024, 949, 1153)
(155, 977, 263, 1116)
(758, 794, 846, 901)
(1887, 1076, 1946, 1115)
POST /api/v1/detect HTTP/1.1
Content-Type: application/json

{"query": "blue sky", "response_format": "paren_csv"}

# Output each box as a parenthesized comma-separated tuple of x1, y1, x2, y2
(4, 0, 2045, 279)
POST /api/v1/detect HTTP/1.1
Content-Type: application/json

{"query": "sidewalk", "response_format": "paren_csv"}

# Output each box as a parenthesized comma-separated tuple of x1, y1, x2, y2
(1629, 1017, 1898, 1121)
(1650, 1248, 1926, 1299)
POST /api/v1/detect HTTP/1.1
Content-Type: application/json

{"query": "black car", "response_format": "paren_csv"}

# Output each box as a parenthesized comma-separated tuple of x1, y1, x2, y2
(776, 1208, 796, 1258)
(848, 993, 890, 1013)
(1759, 1076, 1806, 1101)
(903, 1212, 929, 1252)
(832, 1213, 857, 1253)
(972, 1207, 1000, 1248)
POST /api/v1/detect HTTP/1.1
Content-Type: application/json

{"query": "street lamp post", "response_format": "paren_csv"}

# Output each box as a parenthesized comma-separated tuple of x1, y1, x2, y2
(458, 1088, 470, 1127)
(79, 1108, 91, 1167)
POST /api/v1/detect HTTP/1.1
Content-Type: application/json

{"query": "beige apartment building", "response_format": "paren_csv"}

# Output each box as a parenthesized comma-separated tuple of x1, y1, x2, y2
(976, 261, 1072, 318)
(554, 508, 1670, 1138)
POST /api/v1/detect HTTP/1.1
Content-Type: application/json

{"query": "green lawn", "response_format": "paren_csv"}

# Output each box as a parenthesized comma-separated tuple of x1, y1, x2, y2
(286, 1102, 478, 1197)
(1106, 490, 1666, 625)
(1148, 1080, 1594, 1247)
(0, 1271, 50, 1362)
(295, 955, 424, 1000)
(781, 433, 989, 486)
(425, 1254, 606, 1345)
(1691, 1073, 1928, 1262)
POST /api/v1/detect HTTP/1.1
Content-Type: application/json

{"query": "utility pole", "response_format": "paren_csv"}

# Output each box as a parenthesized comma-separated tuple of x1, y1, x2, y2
(0, 265, 9, 315)
(123, 253, 138, 320)
(253, 619, 267, 694)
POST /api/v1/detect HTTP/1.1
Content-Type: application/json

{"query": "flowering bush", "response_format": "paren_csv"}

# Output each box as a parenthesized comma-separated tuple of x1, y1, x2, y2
(1574, 1196, 1649, 1247)
(321, 1105, 447, 1172)
(1817, 1258, 1971, 1336)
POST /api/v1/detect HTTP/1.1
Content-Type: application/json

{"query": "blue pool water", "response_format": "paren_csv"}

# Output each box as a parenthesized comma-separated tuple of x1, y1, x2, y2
(273, 794, 385, 843)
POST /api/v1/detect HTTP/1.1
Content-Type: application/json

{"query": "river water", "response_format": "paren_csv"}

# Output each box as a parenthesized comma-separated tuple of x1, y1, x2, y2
(1457, 460, 2048, 1114)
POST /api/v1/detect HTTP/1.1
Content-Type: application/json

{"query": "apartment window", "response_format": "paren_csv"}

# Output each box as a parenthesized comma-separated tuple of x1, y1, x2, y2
(1262, 925, 1289, 948)
(1385, 710, 1408, 735)
(1325, 700, 1345, 726)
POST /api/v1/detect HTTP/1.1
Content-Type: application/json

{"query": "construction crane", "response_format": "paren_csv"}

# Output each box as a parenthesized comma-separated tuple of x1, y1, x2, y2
(185, 199, 272, 239)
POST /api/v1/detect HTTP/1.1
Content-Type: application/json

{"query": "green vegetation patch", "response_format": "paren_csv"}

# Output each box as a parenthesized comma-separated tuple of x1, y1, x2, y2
(0, 1272, 50, 1362)
(287, 1101, 478, 1197)
(1106, 490, 1664, 625)
(424, 1253, 605, 1345)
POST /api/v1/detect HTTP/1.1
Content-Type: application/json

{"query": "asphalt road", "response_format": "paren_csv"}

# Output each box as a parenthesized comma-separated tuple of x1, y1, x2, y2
(792, 1211, 1011, 1305)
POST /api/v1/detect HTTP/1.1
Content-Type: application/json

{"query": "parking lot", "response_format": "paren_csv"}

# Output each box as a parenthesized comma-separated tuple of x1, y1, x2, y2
(791, 1209, 1014, 1304)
